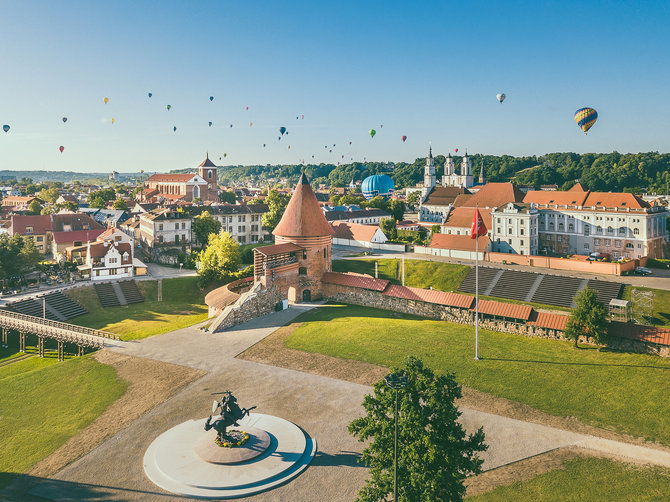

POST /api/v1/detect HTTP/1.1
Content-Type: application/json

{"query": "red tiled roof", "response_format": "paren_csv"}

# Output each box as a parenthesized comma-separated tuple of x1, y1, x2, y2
(528, 311, 569, 330)
(583, 192, 649, 209)
(322, 271, 389, 291)
(423, 186, 470, 207)
(568, 182, 587, 192)
(523, 191, 589, 206)
(159, 193, 186, 201)
(52, 229, 105, 244)
(254, 243, 304, 256)
(476, 300, 533, 320)
(609, 322, 670, 346)
(331, 221, 382, 242)
(88, 241, 132, 263)
(442, 207, 492, 229)
(383, 284, 474, 309)
(199, 156, 217, 167)
(11, 214, 52, 235)
(455, 183, 525, 208)
(429, 234, 489, 252)
(147, 173, 197, 183)
(273, 173, 334, 238)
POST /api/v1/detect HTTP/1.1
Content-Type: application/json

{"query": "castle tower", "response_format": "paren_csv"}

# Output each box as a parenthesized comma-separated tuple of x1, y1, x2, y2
(198, 153, 218, 192)
(424, 146, 436, 189)
(273, 173, 334, 301)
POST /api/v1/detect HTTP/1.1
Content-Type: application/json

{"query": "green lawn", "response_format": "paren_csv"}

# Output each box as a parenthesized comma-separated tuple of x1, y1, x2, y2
(0, 355, 127, 487)
(468, 457, 670, 501)
(67, 277, 210, 340)
(622, 285, 670, 327)
(285, 304, 670, 444)
(332, 258, 471, 292)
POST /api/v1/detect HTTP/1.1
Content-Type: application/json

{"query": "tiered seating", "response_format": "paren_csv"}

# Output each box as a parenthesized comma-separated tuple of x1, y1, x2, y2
(489, 271, 538, 302)
(45, 291, 88, 319)
(458, 267, 501, 295)
(531, 275, 583, 308)
(119, 280, 144, 305)
(585, 279, 622, 306)
(94, 282, 121, 307)
(5, 298, 56, 319)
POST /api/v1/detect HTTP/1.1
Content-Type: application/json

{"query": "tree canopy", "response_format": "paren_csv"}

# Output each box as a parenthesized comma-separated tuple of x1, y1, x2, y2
(0, 234, 41, 285)
(349, 357, 486, 502)
(262, 189, 290, 232)
(218, 190, 237, 204)
(196, 230, 240, 286)
(193, 210, 222, 247)
(564, 288, 609, 347)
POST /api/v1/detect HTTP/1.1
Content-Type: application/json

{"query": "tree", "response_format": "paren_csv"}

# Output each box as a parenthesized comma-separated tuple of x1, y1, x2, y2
(406, 191, 421, 209)
(197, 231, 240, 286)
(61, 201, 78, 212)
(431, 225, 441, 235)
(218, 190, 237, 204)
(388, 199, 406, 222)
(28, 199, 42, 215)
(112, 198, 128, 210)
(367, 196, 388, 210)
(379, 217, 397, 240)
(349, 357, 486, 502)
(90, 196, 106, 209)
(37, 187, 59, 204)
(193, 210, 222, 247)
(262, 189, 290, 232)
(564, 288, 609, 348)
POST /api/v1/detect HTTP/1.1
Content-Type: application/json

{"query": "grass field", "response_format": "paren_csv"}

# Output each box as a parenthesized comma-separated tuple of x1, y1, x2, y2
(468, 457, 670, 501)
(67, 277, 209, 340)
(332, 258, 471, 292)
(622, 285, 670, 327)
(285, 304, 670, 444)
(0, 354, 127, 487)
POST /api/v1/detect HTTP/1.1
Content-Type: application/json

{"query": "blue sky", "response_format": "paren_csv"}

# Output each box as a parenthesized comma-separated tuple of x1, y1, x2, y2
(1, 0, 669, 173)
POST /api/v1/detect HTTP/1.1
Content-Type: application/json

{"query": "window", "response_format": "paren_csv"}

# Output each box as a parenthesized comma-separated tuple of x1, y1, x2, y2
(625, 243, 634, 249)
(36, 236, 43, 242)
(182, 222, 186, 229)
(559, 223, 564, 231)
(299, 267, 307, 275)
(520, 240, 524, 246)
(615, 240, 621, 248)
(557, 235, 562, 242)
(605, 239, 611, 246)
(159, 224, 163, 231)
(228, 216, 233, 223)
(508, 228, 512, 234)
(302, 251, 307, 259)
(568, 224, 574, 232)
(251, 224, 258, 232)
(584, 243, 590, 249)
(594, 239, 600, 245)
(633, 228, 639, 235)
(638, 244, 642, 248)
(508, 239, 512, 244)
(175, 234, 179, 244)
(520, 229, 524, 235)
(607, 226, 613, 234)
(239, 235, 246, 243)
(158, 235, 163, 243)
(497, 227, 501, 234)
(175, 223, 179, 230)
(323, 248, 327, 258)
(618, 227, 625, 235)
(208, 171, 212, 178)
(26, 226, 34, 234)
(238, 226, 245, 233)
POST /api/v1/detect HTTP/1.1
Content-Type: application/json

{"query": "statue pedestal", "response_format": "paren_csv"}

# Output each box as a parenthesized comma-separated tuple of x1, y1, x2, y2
(143, 413, 316, 499)
(193, 426, 271, 464)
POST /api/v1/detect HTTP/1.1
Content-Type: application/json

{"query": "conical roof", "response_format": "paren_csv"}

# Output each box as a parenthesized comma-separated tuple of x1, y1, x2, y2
(273, 173, 334, 237)
(199, 154, 216, 168)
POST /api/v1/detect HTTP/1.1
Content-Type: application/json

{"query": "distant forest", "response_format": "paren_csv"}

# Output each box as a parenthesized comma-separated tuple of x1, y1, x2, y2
(199, 151, 670, 194)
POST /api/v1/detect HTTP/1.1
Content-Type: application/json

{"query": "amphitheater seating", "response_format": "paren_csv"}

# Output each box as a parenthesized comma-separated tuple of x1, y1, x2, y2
(531, 275, 583, 308)
(95, 282, 121, 307)
(119, 280, 144, 304)
(6, 291, 88, 321)
(585, 279, 622, 307)
(489, 270, 538, 302)
(458, 267, 501, 296)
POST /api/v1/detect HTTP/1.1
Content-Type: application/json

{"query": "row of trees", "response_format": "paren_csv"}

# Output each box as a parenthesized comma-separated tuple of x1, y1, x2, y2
(0, 234, 42, 286)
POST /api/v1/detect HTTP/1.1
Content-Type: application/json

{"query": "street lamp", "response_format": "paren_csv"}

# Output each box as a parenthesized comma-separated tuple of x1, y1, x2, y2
(385, 372, 408, 502)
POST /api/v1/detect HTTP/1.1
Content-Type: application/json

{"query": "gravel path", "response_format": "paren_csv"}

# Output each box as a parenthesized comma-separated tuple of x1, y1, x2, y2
(25, 304, 670, 501)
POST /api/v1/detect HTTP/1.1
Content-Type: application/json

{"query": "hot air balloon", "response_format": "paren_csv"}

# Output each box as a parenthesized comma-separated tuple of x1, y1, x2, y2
(2, 125, 9, 133)
(210, 96, 214, 102)
(230, 124, 233, 128)
(166, 105, 171, 111)
(296, 116, 299, 120)
(369, 129, 376, 138)
(263, 143, 266, 147)
(208, 121, 212, 127)
(245, 106, 248, 110)
(59, 146, 64, 153)
(401, 135, 407, 142)
(224, 153, 227, 158)
(380, 124, 383, 128)
(288, 145, 291, 149)
(279, 126, 287, 135)
(496, 93, 506, 103)
(148, 92, 152, 98)
(301, 114, 304, 119)
(574, 107, 598, 134)
(173, 126, 177, 132)
(455, 148, 459, 153)
(103, 97, 109, 104)
(62, 117, 67, 123)
(111, 118, 115, 124)
(249, 122, 253, 126)
(349, 141, 352, 145)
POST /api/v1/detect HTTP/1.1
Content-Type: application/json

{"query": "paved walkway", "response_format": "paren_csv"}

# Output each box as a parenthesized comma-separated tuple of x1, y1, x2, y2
(28, 305, 670, 501)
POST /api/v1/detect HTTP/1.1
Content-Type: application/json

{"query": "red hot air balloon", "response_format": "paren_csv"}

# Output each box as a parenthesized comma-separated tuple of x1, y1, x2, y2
(401, 135, 407, 142)
(59, 146, 64, 153)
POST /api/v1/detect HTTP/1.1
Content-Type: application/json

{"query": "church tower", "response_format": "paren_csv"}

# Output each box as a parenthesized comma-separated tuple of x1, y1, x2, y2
(442, 152, 455, 186)
(461, 151, 472, 177)
(479, 159, 485, 184)
(424, 146, 436, 189)
(198, 153, 218, 192)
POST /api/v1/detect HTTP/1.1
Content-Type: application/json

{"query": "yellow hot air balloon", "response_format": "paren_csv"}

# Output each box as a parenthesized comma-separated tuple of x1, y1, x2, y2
(104, 97, 109, 104)
(111, 118, 115, 124)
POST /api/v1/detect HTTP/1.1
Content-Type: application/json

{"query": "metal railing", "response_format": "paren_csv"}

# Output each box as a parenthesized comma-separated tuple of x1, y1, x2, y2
(0, 309, 119, 341)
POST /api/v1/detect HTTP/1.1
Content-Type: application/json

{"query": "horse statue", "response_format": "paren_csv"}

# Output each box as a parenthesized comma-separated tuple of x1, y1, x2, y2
(204, 391, 256, 441)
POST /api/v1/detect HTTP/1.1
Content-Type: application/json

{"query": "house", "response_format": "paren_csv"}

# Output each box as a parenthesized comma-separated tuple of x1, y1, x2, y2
(331, 221, 388, 248)
(9, 215, 52, 253)
(426, 233, 490, 260)
(56, 194, 79, 206)
(490, 202, 539, 255)
(52, 229, 106, 257)
(74, 240, 134, 280)
(139, 208, 192, 262)
(193, 204, 269, 245)
(2, 196, 40, 210)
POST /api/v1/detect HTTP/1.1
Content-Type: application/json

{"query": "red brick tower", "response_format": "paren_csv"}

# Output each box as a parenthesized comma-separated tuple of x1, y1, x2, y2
(273, 173, 333, 301)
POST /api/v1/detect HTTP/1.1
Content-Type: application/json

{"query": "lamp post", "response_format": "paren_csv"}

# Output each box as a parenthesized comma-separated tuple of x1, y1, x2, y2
(384, 372, 408, 502)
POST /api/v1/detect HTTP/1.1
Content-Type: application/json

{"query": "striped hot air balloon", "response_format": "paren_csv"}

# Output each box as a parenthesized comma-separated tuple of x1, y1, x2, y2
(574, 107, 598, 134)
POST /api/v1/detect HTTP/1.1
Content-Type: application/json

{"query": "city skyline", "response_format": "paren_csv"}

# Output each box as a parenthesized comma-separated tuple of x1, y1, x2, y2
(1, 1, 669, 173)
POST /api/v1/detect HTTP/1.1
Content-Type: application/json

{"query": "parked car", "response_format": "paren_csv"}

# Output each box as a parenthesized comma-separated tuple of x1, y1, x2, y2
(634, 266, 652, 276)
(587, 252, 610, 262)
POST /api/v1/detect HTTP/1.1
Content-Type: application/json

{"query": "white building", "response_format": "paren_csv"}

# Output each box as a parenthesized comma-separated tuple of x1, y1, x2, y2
(491, 202, 540, 255)
(442, 152, 474, 189)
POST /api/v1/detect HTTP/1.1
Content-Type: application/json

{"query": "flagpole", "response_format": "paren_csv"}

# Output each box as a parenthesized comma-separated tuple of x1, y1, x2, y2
(475, 205, 479, 361)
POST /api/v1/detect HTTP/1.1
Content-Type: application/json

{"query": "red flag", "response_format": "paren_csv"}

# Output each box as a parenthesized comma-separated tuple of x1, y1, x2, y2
(470, 208, 487, 239)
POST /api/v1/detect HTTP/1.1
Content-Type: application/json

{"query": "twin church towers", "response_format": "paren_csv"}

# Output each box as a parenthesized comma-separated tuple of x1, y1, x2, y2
(423, 147, 483, 190)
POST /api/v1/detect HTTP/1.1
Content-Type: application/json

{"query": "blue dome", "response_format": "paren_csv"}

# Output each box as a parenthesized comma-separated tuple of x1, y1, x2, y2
(361, 174, 395, 200)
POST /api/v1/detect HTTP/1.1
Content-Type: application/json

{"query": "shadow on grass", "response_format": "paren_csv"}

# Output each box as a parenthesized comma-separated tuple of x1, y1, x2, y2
(295, 303, 425, 323)
(484, 356, 669, 371)
(312, 450, 364, 468)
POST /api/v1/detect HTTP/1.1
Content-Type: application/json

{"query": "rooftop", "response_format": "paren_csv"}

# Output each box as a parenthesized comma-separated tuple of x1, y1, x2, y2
(273, 173, 334, 238)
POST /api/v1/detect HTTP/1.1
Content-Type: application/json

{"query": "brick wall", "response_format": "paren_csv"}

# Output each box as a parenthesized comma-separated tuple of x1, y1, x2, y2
(211, 283, 283, 333)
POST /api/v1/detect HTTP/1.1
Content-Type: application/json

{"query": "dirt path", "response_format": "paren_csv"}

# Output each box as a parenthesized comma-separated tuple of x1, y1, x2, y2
(27, 350, 206, 479)
(239, 321, 670, 452)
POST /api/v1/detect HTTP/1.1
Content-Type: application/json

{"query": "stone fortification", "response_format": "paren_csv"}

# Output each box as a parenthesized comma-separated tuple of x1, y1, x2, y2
(210, 283, 283, 333)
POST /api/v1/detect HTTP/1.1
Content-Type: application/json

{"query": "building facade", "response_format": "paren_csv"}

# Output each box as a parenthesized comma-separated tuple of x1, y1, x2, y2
(491, 202, 540, 255)
(139, 209, 192, 250)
